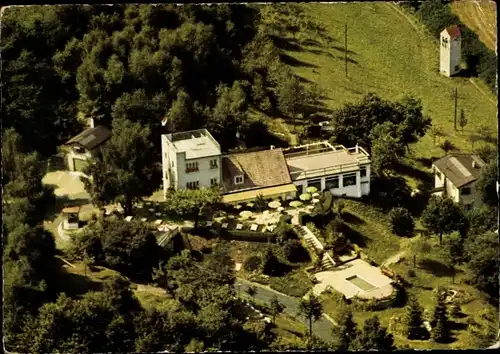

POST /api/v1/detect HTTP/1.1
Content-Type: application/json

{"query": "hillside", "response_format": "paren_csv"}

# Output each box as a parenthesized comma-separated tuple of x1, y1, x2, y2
(267, 2, 497, 161)
(451, 0, 497, 52)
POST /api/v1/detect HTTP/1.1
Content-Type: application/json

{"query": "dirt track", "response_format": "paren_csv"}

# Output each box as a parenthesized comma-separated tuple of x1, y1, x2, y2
(451, 0, 497, 52)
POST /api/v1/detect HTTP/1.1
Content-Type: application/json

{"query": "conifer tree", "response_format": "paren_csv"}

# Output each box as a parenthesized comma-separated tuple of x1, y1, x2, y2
(431, 291, 450, 342)
(331, 308, 358, 350)
(404, 294, 425, 339)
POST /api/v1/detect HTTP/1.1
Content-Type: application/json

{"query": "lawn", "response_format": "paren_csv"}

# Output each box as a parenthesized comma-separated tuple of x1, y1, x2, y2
(320, 239, 498, 350)
(265, 2, 496, 159)
(339, 199, 404, 265)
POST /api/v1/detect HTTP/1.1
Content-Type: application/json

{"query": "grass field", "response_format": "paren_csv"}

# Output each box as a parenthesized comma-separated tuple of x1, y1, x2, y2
(451, 0, 497, 52)
(265, 2, 497, 160)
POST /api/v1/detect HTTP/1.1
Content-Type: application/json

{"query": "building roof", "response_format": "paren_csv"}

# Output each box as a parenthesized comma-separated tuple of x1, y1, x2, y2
(65, 126, 112, 150)
(221, 148, 292, 193)
(433, 153, 486, 187)
(165, 129, 221, 159)
(284, 144, 370, 181)
(443, 25, 461, 38)
(62, 206, 81, 214)
(222, 183, 297, 204)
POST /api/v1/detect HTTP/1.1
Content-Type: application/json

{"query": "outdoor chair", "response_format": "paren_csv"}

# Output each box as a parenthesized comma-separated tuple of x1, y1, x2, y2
(206, 221, 213, 227)
(125, 216, 133, 222)
(222, 223, 229, 229)
(236, 223, 243, 230)
(250, 224, 258, 231)
(141, 217, 147, 222)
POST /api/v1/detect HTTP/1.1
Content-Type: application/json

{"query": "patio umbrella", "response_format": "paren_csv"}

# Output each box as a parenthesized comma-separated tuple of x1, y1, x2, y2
(289, 200, 303, 208)
(277, 206, 284, 212)
(306, 186, 318, 194)
(312, 198, 320, 204)
(246, 202, 255, 208)
(299, 193, 312, 201)
(268, 201, 281, 209)
(239, 210, 253, 218)
(312, 192, 320, 197)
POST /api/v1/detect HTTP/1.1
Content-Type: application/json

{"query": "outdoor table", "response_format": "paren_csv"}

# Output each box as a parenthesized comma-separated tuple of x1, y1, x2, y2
(250, 224, 258, 231)
(267, 225, 276, 232)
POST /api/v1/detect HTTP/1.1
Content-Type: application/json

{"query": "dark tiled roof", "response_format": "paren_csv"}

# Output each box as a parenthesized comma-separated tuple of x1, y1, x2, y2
(65, 126, 112, 150)
(221, 148, 292, 193)
(433, 153, 486, 188)
(445, 25, 461, 38)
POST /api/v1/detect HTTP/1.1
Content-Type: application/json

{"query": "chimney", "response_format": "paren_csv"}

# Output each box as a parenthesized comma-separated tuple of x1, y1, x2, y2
(270, 145, 275, 150)
(472, 160, 477, 168)
(355, 144, 359, 154)
(88, 117, 95, 128)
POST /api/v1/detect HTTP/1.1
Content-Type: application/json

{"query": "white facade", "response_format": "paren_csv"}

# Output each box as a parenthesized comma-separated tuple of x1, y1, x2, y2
(162, 129, 222, 198)
(432, 165, 483, 211)
(284, 143, 371, 199)
(440, 27, 461, 77)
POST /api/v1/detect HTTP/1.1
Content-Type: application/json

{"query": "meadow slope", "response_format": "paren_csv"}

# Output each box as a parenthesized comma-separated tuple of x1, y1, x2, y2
(269, 2, 497, 161)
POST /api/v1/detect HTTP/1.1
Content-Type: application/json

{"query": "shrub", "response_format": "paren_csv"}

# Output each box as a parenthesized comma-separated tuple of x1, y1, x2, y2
(282, 239, 310, 263)
(260, 247, 283, 276)
(407, 269, 416, 278)
(388, 207, 414, 236)
(244, 255, 262, 272)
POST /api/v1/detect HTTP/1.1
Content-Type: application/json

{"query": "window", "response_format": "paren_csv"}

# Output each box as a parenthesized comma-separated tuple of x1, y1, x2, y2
(442, 37, 448, 48)
(360, 166, 367, 178)
(210, 159, 218, 169)
(325, 176, 339, 189)
(342, 173, 357, 187)
(186, 181, 199, 190)
(185, 162, 199, 173)
(307, 178, 322, 191)
(234, 175, 244, 184)
(210, 178, 218, 186)
(461, 187, 471, 196)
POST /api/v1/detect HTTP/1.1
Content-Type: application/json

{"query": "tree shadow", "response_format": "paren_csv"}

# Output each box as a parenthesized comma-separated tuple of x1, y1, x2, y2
(418, 259, 463, 278)
(271, 35, 304, 52)
(279, 53, 318, 68)
(449, 321, 468, 331)
(415, 157, 435, 169)
(335, 55, 358, 64)
(340, 223, 368, 247)
(393, 162, 433, 185)
(55, 267, 103, 297)
(341, 211, 365, 225)
(331, 45, 356, 55)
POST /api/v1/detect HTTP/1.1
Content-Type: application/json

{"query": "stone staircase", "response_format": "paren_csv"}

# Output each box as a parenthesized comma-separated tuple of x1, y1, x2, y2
(293, 225, 336, 271)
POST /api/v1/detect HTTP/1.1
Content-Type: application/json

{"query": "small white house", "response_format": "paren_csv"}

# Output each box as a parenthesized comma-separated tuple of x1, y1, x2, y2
(432, 152, 486, 211)
(64, 125, 112, 172)
(161, 129, 222, 198)
(440, 25, 462, 77)
(283, 142, 371, 198)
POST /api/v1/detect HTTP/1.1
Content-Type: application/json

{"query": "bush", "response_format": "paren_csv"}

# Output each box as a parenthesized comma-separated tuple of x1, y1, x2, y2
(282, 239, 310, 263)
(268, 271, 313, 297)
(407, 269, 416, 278)
(244, 255, 262, 272)
(388, 207, 414, 236)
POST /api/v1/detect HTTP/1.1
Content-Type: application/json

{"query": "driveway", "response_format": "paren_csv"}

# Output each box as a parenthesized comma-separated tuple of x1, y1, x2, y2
(235, 278, 336, 343)
(42, 170, 90, 200)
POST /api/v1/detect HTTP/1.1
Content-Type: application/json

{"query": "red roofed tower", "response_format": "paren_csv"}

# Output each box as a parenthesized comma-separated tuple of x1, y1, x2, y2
(440, 25, 462, 77)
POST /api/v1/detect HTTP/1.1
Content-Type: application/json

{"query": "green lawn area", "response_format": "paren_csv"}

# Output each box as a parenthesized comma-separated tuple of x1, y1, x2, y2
(339, 199, 404, 264)
(266, 2, 496, 158)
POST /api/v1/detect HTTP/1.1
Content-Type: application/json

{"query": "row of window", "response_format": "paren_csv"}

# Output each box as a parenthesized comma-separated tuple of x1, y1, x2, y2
(185, 159, 218, 173)
(310, 168, 367, 190)
(186, 178, 218, 190)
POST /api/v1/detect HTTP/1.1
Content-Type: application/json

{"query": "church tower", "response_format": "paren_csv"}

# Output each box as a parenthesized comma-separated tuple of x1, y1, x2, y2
(440, 25, 462, 77)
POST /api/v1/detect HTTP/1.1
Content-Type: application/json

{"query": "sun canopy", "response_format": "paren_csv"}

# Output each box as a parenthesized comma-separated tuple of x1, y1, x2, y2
(222, 183, 297, 204)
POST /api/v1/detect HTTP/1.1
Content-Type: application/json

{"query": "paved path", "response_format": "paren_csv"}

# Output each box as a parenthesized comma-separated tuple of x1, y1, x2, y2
(235, 278, 337, 343)
(381, 251, 406, 268)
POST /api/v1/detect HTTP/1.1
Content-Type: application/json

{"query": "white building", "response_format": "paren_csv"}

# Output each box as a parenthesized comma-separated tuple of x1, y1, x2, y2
(432, 152, 486, 211)
(440, 25, 462, 77)
(283, 142, 371, 198)
(161, 129, 371, 203)
(162, 129, 222, 198)
(63, 125, 112, 172)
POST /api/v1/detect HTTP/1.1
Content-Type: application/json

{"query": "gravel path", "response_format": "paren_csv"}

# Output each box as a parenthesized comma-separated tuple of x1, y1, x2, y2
(235, 278, 337, 343)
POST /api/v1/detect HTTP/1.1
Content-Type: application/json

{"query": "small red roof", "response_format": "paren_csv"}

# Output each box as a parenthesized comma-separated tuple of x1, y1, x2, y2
(445, 25, 461, 38)
(62, 206, 81, 214)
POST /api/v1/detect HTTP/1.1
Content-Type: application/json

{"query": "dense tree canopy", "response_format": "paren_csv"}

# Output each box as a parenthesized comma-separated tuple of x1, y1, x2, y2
(421, 196, 467, 244)
(475, 160, 498, 207)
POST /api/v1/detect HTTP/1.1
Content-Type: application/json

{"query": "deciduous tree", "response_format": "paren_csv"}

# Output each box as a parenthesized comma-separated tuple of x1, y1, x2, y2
(475, 160, 498, 207)
(351, 316, 394, 351)
(269, 295, 285, 324)
(331, 308, 358, 350)
(421, 196, 466, 244)
(297, 294, 323, 344)
(388, 207, 414, 237)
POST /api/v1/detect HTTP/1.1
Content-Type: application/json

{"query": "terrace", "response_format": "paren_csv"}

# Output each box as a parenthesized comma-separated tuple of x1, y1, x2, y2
(283, 142, 370, 181)
(165, 129, 221, 159)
